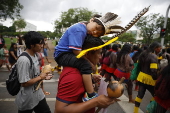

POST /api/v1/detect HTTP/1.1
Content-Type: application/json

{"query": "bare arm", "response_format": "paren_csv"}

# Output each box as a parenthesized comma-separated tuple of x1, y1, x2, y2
(45, 42, 51, 51)
(47, 44, 50, 51)
(110, 52, 117, 68)
(72, 49, 81, 55)
(125, 55, 134, 72)
(150, 55, 159, 80)
(55, 95, 115, 113)
(21, 72, 48, 87)
(17, 44, 25, 49)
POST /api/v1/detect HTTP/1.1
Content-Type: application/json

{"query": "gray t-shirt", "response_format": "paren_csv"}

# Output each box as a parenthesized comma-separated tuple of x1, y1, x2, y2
(15, 52, 45, 111)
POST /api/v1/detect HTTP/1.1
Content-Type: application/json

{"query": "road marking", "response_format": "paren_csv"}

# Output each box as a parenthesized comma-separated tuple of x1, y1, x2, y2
(0, 95, 144, 113)
(0, 98, 56, 102)
(0, 82, 6, 87)
(0, 79, 58, 88)
(43, 79, 58, 82)
(118, 94, 144, 113)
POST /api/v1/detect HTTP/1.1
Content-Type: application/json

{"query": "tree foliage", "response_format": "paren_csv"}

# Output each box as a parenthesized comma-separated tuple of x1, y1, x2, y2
(135, 13, 164, 44)
(0, 0, 23, 21)
(0, 25, 16, 33)
(54, 7, 98, 37)
(164, 18, 170, 45)
(119, 33, 136, 43)
(100, 32, 135, 44)
(13, 18, 26, 32)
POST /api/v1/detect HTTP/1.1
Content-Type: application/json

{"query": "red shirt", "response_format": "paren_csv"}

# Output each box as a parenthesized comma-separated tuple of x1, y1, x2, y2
(155, 96, 170, 110)
(56, 67, 95, 113)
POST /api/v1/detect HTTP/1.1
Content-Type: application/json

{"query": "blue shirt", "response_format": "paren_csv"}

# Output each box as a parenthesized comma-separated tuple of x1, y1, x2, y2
(130, 51, 138, 58)
(54, 23, 87, 58)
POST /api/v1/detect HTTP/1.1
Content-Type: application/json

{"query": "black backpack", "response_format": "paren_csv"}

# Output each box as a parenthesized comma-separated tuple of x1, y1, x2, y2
(6, 52, 33, 96)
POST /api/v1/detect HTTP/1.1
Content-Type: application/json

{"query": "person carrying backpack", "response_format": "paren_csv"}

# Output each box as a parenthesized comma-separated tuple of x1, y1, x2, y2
(15, 31, 52, 113)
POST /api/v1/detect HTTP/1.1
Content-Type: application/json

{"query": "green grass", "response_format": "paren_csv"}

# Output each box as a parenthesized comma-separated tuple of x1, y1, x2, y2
(4, 38, 57, 49)
(4, 38, 17, 49)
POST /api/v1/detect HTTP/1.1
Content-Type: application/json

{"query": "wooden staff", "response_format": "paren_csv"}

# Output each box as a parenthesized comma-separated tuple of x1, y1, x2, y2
(35, 64, 52, 91)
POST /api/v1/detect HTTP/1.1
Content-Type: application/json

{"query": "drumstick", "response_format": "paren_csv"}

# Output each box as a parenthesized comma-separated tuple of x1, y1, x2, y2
(35, 64, 52, 90)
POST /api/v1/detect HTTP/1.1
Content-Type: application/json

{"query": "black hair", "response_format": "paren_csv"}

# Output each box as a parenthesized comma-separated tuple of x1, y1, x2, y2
(9, 43, 17, 49)
(162, 49, 165, 53)
(17, 35, 23, 45)
(161, 63, 170, 76)
(0, 34, 5, 49)
(167, 48, 170, 54)
(132, 48, 143, 63)
(0, 43, 5, 48)
(82, 34, 104, 51)
(132, 45, 139, 51)
(116, 43, 132, 64)
(118, 44, 121, 48)
(102, 44, 112, 57)
(22, 31, 44, 49)
(143, 46, 148, 50)
(105, 45, 111, 50)
(139, 42, 161, 65)
(112, 44, 119, 51)
(92, 14, 102, 18)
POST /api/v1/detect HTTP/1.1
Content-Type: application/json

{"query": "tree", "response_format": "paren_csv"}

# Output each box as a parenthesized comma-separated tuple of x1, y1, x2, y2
(13, 18, 26, 32)
(0, 26, 9, 32)
(164, 18, 170, 45)
(54, 7, 98, 37)
(8, 25, 16, 32)
(119, 32, 136, 43)
(101, 36, 112, 41)
(0, 0, 23, 21)
(135, 13, 164, 44)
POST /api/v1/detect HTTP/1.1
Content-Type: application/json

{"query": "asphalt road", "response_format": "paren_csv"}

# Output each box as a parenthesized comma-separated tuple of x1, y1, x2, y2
(0, 71, 124, 113)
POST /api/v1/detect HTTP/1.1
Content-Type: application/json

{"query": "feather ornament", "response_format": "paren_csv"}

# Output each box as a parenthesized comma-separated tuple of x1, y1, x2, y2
(77, 6, 150, 58)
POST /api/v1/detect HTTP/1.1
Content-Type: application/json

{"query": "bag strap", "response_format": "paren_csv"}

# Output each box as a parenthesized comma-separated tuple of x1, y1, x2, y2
(19, 52, 35, 79)
(19, 52, 33, 68)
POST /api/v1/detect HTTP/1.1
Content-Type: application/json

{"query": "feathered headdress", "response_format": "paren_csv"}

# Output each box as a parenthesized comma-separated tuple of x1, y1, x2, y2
(96, 12, 124, 35)
(77, 6, 151, 58)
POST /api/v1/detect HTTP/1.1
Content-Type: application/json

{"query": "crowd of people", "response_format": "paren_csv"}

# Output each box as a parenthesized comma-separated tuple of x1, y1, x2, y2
(1, 11, 170, 113)
(0, 34, 51, 72)
(100, 42, 170, 113)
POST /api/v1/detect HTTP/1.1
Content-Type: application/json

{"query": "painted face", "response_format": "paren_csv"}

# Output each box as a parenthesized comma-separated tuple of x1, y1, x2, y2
(87, 49, 102, 65)
(155, 47, 162, 55)
(86, 21, 104, 37)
